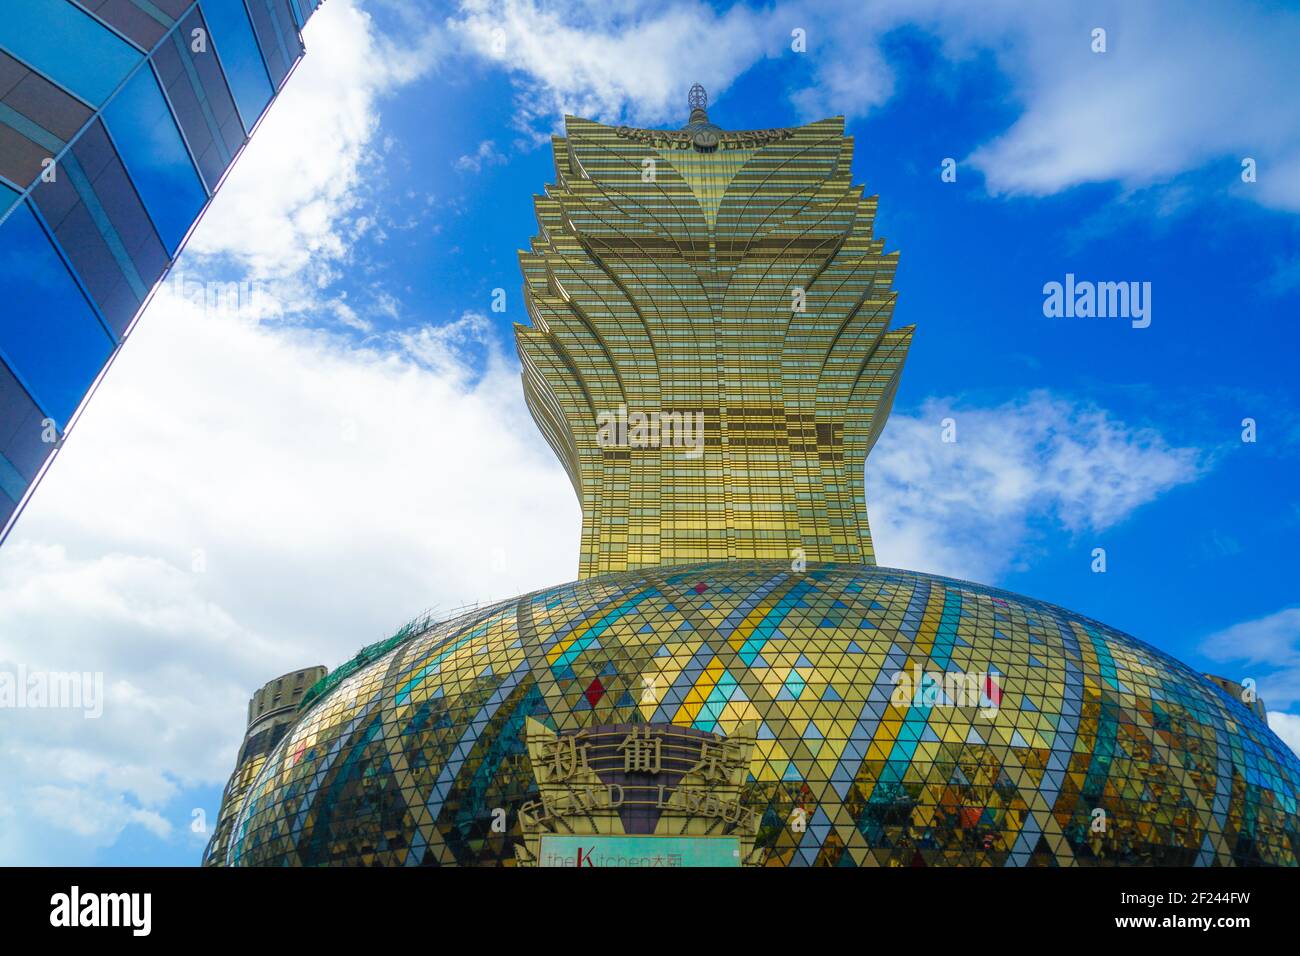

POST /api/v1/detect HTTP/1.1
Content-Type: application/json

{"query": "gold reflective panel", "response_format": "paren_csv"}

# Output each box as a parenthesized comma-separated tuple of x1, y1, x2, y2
(218, 563, 1300, 867)
(515, 110, 912, 578)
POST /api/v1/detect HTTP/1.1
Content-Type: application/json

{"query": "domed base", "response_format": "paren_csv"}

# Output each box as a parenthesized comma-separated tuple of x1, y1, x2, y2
(220, 562, 1300, 866)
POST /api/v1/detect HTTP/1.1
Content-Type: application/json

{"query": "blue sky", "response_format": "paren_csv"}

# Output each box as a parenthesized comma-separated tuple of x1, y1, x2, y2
(0, 0, 1297, 866)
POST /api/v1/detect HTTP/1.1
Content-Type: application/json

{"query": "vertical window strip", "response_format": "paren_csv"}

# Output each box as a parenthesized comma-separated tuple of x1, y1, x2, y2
(60, 150, 150, 306)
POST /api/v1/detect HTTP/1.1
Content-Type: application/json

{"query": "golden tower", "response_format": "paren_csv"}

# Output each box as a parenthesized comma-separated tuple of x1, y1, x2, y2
(515, 86, 913, 577)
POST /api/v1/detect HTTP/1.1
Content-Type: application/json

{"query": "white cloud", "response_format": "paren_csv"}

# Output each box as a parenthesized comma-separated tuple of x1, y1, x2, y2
(832, 0, 1300, 212)
(187, 0, 444, 300)
(937, 1, 1300, 213)
(1201, 607, 1300, 712)
(29, 783, 171, 842)
(866, 391, 1203, 581)
(1267, 712, 1300, 759)
(794, 0, 1300, 212)
(450, 0, 775, 134)
(1200, 609, 1300, 756)
(786, 40, 894, 121)
(395, 309, 493, 382)
(1202, 607, 1300, 664)
(454, 140, 507, 173)
(452, 0, 1300, 213)
(0, 279, 579, 863)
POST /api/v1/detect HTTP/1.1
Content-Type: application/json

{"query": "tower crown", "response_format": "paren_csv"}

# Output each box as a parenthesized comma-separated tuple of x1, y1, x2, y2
(515, 99, 913, 578)
(686, 83, 709, 125)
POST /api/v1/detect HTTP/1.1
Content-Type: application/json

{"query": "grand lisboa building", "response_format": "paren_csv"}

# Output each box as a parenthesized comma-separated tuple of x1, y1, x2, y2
(206, 89, 1300, 868)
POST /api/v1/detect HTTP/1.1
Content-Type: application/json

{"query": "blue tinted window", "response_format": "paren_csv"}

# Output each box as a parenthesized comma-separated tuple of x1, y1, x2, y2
(201, 0, 274, 133)
(0, 457, 23, 508)
(0, 202, 114, 425)
(0, 0, 142, 106)
(0, 181, 18, 221)
(103, 66, 207, 254)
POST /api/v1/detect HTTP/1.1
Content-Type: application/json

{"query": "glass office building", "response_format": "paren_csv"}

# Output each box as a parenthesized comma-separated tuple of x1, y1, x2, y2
(209, 91, 1300, 867)
(0, 0, 322, 541)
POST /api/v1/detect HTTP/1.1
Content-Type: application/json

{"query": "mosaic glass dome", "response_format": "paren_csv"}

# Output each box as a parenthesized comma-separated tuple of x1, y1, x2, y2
(223, 562, 1300, 866)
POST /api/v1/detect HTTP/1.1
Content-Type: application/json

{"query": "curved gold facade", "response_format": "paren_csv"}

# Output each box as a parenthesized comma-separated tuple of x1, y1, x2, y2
(218, 563, 1300, 867)
(515, 110, 912, 577)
